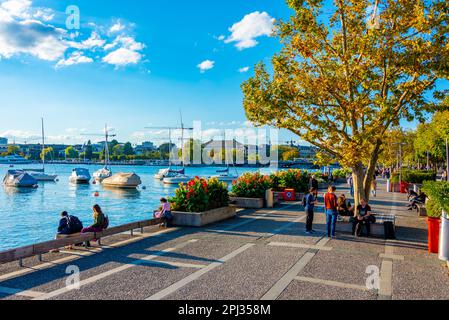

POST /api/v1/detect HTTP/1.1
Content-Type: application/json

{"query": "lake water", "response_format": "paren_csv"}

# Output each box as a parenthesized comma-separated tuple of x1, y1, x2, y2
(0, 164, 275, 251)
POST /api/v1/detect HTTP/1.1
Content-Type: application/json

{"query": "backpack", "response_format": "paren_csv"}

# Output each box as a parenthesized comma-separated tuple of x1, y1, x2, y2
(302, 195, 308, 207)
(67, 215, 83, 233)
(102, 215, 109, 230)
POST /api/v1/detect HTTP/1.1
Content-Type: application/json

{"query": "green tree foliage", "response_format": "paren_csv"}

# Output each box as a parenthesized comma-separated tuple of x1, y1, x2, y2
(415, 111, 449, 164)
(241, 0, 449, 205)
(84, 140, 93, 160)
(123, 142, 134, 156)
(65, 146, 79, 159)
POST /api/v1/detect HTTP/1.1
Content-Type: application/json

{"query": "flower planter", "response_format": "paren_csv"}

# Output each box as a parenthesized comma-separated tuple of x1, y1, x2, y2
(173, 206, 237, 227)
(427, 217, 441, 254)
(230, 197, 264, 209)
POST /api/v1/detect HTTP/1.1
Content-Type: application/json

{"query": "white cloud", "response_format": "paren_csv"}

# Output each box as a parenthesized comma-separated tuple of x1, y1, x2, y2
(103, 47, 142, 66)
(71, 31, 106, 50)
(0, 1, 147, 69)
(0, 19, 68, 61)
(109, 21, 125, 33)
(217, 35, 225, 41)
(223, 11, 275, 50)
(197, 60, 215, 73)
(56, 51, 93, 68)
(239, 66, 250, 73)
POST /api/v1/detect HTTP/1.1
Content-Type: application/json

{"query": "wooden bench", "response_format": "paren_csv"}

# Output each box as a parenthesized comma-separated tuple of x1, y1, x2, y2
(0, 218, 163, 267)
(336, 213, 396, 238)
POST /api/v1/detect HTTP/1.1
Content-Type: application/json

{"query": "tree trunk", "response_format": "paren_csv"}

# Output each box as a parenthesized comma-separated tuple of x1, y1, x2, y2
(352, 163, 369, 210)
(352, 140, 382, 208)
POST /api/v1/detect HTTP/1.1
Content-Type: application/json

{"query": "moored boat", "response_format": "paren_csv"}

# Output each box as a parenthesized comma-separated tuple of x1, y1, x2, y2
(0, 155, 32, 165)
(69, 168, 91, 184)
(163, 174, 192, 185)
(3, 170, 38, 188)
(93, 167, 112, 182)
(102, 172, 142, 189)
(27, 118, 58, 182)
(211, 167, 239, 183)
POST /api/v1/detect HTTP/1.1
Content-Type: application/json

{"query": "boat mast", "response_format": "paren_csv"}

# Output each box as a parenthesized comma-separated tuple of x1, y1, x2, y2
(41, 117, 45, 171)
(105, 124, 110, 168)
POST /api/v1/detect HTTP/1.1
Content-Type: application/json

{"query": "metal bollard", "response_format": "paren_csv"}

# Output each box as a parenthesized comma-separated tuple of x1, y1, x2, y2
(439, 211, 449, 262)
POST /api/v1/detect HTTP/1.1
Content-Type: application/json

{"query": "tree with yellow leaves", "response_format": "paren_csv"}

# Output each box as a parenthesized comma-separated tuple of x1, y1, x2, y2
(242, 0, 449, 205)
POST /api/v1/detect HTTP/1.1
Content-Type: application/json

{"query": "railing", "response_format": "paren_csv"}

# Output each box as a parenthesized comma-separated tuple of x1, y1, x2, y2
(0, 218, 163, 267)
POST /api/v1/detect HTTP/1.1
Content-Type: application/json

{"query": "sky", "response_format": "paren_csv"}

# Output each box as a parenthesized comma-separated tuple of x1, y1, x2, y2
(0, 0, 442, 147)
(0, 0, 296, 146)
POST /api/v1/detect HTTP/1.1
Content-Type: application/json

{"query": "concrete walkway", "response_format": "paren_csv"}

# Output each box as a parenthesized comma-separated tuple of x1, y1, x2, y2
(0, 180, 448, 300)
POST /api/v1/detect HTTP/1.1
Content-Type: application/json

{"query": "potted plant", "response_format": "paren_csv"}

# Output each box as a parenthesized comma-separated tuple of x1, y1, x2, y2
(422, 181, 449, 255)
(170, 177, 235, 227)
(230, 172, 272, 209)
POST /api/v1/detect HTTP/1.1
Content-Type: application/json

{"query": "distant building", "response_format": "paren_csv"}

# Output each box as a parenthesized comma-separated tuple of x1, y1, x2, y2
(0, 137, 8, 145)
(134, 141, 156, 155)
(297, 145, 319, 159)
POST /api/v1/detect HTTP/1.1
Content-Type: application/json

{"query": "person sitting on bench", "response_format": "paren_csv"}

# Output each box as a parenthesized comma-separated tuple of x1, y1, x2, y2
(352, 199, 374, 237)
(57, 211, 83, 236)
(337, 194, 354, 217)
(81, 205, 109, 247)
(154, 198, 173, 228)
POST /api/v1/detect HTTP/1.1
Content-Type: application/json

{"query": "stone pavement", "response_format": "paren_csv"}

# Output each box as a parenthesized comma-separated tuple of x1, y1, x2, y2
(0, 180, 448, 300)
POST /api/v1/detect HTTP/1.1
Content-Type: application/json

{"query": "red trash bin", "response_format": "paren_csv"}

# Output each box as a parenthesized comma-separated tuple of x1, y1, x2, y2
(283, 189, 296, 201)
(427, 217, 441, 254)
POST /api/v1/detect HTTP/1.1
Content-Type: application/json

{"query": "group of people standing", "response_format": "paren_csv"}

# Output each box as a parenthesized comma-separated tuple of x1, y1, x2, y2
(304, 176, 374, 238)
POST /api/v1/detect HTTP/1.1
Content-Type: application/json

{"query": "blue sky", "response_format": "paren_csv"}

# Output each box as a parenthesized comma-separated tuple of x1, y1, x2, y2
(0, 0, 295, 146)
(0, 0, 441, 147)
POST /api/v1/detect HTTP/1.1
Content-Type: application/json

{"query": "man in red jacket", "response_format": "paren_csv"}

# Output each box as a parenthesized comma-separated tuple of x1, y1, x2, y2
(324, 186, 338, 238)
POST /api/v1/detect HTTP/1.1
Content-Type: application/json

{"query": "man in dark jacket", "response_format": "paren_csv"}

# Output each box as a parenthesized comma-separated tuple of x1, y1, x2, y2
(58, 211, 83, 235)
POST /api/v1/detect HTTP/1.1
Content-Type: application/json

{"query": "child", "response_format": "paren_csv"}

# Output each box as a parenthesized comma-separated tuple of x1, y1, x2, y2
(154, 198, 173, 228)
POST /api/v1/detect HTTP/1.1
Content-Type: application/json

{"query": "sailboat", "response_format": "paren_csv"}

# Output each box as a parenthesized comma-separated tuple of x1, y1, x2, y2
(162, 112, 194, 185)
(93, 125, 114, 182)
(28, 118, 58, 182)
(211, 166, 239, 183)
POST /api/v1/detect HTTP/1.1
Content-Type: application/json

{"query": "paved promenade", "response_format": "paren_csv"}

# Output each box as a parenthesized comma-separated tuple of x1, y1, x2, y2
(0, 180, 448, 300)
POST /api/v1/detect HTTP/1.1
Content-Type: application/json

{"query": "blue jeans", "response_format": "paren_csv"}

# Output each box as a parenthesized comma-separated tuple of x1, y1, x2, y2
(326, 209, 338, 237)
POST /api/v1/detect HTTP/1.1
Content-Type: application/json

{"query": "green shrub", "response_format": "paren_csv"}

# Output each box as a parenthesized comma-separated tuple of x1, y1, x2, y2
(170, 177, 229, 212)
(332, 168, 352, 179)
(422, 181, 449, 215)
(391, 170, 436, 184)
(270, 169, 309, 192)
(426, 199, 443, 219)
(231, 172, 272, 198)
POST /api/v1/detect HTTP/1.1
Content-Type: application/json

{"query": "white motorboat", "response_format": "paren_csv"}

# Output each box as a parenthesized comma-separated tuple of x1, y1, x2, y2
(0, 155, 32, 165)
(29, 171, 58, 182)
(3, 170, 38, 188)
(69, 168, 91, 184)
(93, 167, 112, 181)
(155, 168, 185, 180)
(211, 167, 239, 183)
(163, 174, 193, 185)
(27, 118, 58, 182)
(102, 172, 142, 189)
(93, 124, 114, 182)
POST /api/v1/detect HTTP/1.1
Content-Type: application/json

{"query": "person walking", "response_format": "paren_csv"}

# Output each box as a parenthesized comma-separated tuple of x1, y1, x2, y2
(347, 175, 354, 197)
(304, 188, 318, 234)
(371, 175, 378, 198)
(324, 186, 339, 239)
